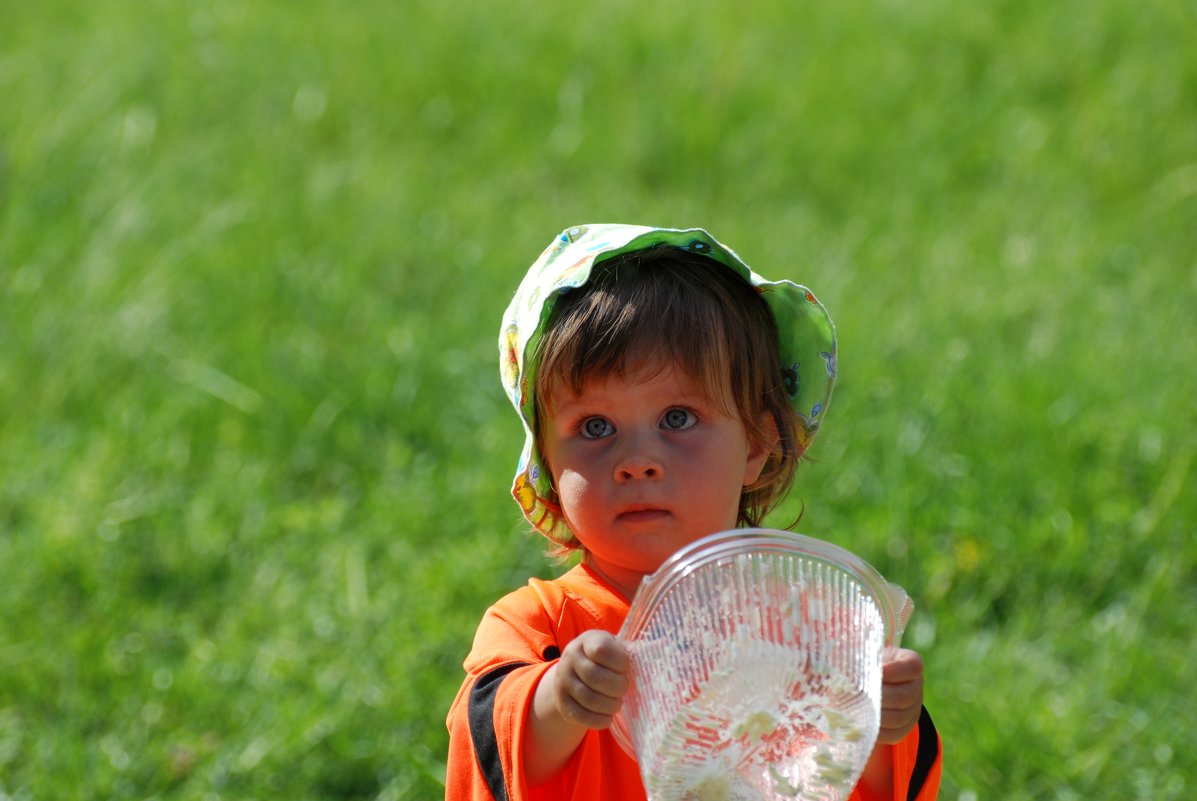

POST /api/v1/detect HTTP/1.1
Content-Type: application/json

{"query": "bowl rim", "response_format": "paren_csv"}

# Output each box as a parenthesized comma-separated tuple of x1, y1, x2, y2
(619, 527, 913, 649)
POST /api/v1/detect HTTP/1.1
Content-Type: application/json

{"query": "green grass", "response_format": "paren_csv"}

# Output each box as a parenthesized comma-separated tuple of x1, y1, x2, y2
(1, 0, 1194, 798)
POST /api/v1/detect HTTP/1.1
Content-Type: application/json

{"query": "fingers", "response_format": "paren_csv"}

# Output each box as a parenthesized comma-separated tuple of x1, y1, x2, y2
(553, 631, 631, 730)
(580, 629, 631, 674)
(882, 648, 924, 684)
(877, 648, 924, 745)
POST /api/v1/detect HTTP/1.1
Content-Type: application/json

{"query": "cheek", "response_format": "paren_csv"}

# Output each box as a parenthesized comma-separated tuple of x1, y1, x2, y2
(554, 468, 596, 510)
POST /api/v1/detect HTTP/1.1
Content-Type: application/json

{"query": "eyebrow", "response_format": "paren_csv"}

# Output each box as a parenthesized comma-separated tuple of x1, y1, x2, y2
(549, 385, 725, 417)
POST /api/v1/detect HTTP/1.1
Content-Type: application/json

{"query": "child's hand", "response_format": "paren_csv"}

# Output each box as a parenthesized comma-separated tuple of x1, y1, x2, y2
(527, 630, 631, 781)
(877, 648, 924, 745)
(550, 630, 631, 730)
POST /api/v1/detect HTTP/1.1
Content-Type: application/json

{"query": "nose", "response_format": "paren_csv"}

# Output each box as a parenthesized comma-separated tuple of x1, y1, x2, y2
(614, 437, 664, 483)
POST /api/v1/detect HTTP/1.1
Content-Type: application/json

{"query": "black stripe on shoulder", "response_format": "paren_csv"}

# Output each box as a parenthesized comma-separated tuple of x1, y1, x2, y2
(907, 706, 940, 801)
(468, 663, 529, 801)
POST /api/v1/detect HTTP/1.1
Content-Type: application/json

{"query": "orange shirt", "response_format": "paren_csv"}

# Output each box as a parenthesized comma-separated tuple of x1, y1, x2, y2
(446, 564, 941, 801)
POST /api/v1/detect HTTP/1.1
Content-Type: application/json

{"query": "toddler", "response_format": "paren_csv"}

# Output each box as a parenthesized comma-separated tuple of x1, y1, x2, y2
(446, 224, 942, 801)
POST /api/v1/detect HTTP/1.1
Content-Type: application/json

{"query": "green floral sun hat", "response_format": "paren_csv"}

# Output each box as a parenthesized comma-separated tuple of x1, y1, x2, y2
(499, 224, 837, 546)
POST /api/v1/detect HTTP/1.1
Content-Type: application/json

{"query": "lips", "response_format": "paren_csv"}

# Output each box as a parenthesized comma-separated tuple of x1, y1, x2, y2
(616, 505, 670, 523)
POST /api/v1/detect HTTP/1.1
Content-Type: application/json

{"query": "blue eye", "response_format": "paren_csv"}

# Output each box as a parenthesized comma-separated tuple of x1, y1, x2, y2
(581, 417, 614, 439)
(661, 408, 695, 430)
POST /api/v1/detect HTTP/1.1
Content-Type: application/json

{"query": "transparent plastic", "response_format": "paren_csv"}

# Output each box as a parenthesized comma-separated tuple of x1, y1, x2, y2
(611, 529, 914, 801)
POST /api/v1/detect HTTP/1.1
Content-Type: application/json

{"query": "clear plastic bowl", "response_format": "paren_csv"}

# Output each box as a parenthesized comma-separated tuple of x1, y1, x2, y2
(611, 529, 914, 801)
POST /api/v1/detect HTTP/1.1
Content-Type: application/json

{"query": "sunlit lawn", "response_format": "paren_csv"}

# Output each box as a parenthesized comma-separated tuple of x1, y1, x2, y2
(1, 1, 1194, 798)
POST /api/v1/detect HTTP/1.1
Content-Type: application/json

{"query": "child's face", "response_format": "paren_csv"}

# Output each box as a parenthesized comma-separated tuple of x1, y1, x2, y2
(540, 358, 771, 599)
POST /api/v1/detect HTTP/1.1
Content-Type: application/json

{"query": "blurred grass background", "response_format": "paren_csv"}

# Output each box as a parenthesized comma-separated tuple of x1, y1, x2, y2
(1, 0, 1195, 798)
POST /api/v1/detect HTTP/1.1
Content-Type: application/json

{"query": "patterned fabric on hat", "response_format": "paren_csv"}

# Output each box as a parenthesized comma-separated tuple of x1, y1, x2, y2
(499, 224, 836, 546)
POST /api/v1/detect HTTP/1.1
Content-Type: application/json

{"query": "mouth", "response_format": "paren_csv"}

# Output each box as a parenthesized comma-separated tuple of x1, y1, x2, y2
(616, 506, 670, 524)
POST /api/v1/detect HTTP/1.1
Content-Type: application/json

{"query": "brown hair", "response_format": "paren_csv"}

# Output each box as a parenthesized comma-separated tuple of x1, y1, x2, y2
(532, 245, 801, 553)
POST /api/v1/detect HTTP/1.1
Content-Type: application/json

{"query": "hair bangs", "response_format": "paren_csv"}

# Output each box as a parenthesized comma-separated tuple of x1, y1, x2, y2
(538, 272, 739, 417)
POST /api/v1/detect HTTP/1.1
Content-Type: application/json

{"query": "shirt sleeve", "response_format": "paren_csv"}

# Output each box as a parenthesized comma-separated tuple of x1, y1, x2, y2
(855, 706, 943, 801)
(897, 707, 942, 801)
(445, 586, 561, 801)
